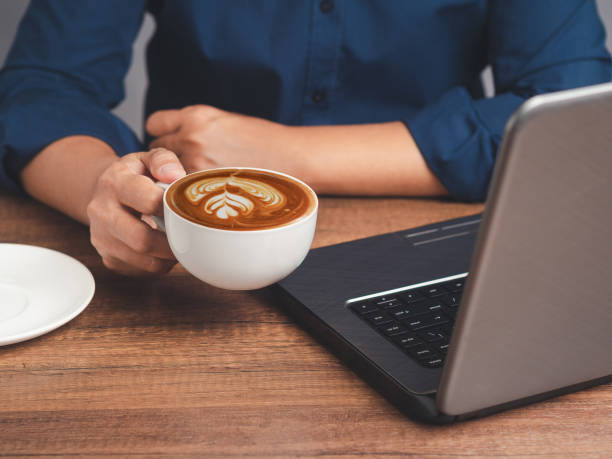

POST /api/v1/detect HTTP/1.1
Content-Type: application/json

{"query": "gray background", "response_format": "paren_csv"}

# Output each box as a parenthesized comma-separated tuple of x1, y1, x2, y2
(1, 1, 612, 140)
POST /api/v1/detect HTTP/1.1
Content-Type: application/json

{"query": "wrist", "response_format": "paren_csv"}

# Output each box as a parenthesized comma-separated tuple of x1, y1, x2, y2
(282, 125, 320, 187)
(21, 135, 119, 224)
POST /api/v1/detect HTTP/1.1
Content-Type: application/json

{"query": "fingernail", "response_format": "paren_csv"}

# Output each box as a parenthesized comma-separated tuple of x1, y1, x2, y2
(159, 164, 183, 178)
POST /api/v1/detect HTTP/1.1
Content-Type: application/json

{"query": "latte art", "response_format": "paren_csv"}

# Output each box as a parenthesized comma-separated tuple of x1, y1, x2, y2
(185, 176, 286, 220)
(166, 169, 316, 230)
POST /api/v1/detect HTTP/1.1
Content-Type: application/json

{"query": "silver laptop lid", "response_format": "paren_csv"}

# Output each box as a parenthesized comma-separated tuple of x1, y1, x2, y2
(438, 82, 612, 416)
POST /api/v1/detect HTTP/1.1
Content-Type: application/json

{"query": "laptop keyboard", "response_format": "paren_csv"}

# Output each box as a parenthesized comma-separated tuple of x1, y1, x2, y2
(348, 276, 465, 368)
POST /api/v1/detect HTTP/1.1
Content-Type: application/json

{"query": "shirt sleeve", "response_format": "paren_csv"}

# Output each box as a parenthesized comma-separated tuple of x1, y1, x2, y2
(404, 0, 612, 202)
(0, 0, 146, 193)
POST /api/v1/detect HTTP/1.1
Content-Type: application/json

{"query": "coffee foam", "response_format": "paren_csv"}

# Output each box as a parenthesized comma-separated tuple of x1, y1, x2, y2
(185, 175, 287, 220)
(167, 169, 315, 230)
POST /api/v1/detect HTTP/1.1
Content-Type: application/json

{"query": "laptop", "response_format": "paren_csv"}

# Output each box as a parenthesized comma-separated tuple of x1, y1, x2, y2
(275, 82, 612, 423)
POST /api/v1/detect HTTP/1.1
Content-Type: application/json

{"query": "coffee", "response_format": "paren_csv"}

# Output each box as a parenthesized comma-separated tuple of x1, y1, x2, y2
(166, 168, 316, 230)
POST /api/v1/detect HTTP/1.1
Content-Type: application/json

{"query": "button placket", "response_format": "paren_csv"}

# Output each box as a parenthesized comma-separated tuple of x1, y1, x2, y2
(319, 0, 334, 13)
(301, 0, 341, 124)
(311, 89, 326, 104)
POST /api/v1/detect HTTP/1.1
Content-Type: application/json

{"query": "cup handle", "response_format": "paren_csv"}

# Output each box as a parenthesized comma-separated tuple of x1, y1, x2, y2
(151, 181, 170, 233)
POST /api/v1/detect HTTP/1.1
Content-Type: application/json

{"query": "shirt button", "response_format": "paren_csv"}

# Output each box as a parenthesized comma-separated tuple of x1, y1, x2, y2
(319, 0, 334, 13)
(312, 89, 326, 104)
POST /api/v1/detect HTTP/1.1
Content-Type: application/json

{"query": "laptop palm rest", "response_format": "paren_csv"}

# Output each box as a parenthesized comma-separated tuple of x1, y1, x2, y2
(277, 214, 481, 395)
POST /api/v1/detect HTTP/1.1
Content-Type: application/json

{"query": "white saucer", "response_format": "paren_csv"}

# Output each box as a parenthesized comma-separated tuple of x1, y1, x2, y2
(0, 244, 95, 346)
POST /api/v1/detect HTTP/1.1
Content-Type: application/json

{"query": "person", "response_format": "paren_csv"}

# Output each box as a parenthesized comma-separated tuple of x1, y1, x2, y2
(0, 0, 610, 276)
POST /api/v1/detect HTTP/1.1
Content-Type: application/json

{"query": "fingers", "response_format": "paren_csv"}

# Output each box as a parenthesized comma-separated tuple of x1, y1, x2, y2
(179, 154, 218, 174)
(148, 104, 224, 159)
(149, 135, 180, 156)
(107, 206, 175, 260)
(91, 216, 177, 276)
(146, 109, 182, 137)
(114, 171, 164, 215)
(149, 136, 217, 173)
(101, 251, 175, 277)
(89, 203, 176, 276)
(88, 153, 182, 276)
(88, 197, 175, 259)
(140, 147, 186, 183)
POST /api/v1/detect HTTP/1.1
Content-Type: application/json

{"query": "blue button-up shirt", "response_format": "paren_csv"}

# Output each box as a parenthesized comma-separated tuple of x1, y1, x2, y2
(1, 0, 610, 200)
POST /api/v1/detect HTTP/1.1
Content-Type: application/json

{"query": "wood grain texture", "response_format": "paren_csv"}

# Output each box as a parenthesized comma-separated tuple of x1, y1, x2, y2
(1, 191, 611, 458)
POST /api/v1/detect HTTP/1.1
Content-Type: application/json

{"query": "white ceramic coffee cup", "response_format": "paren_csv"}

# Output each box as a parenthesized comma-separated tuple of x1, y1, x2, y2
(153, 167, 318, 290)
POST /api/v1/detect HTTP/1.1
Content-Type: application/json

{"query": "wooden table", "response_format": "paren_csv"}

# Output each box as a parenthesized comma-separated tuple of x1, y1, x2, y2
(1, 191, 611, 457)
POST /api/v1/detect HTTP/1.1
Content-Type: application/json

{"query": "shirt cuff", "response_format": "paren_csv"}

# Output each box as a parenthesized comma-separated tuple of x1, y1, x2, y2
(403, 87, 502, 202)
(0, 99, 142, 193)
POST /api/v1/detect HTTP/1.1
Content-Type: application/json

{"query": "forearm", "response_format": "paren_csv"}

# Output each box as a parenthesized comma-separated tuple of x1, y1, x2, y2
(148, 108, 447, 197)
(20, 135, 119, 225)
(286, 121, 447, 196)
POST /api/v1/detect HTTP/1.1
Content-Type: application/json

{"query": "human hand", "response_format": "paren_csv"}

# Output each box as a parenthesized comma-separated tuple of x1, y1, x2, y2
(146, 105, 447, 197)
(147, 105, 300, 176)
(86, 148, 186, 275)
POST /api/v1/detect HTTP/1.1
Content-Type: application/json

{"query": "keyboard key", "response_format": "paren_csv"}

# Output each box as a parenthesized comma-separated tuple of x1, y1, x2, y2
(399, 290, 423, 303)
(442, 293, 462, 307)
(377, 299, 403, 310)
(378, 322, 407, 337)
(422, 299, 445, 313)
(419, 285, 446, 298)
(393, 333, 423, 348)
(404, 312, 450, 331)
(434, 342, 450, 354)
(375, 296, 400, 304)
(402, 301, 431, 316)
(349, 302, 378, 315)
(419, 330, 445, 343)
(408, 345, 437, 360)
(349, 283, 458, 369)
(363, 311, 393, 326)
(388, 307, 410, 320)
(441, 279, 465, 292)
(422, 355, 444, 368)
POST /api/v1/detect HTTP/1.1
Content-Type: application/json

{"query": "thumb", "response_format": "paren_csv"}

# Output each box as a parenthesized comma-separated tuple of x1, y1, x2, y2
(141, 148, 186, 183)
